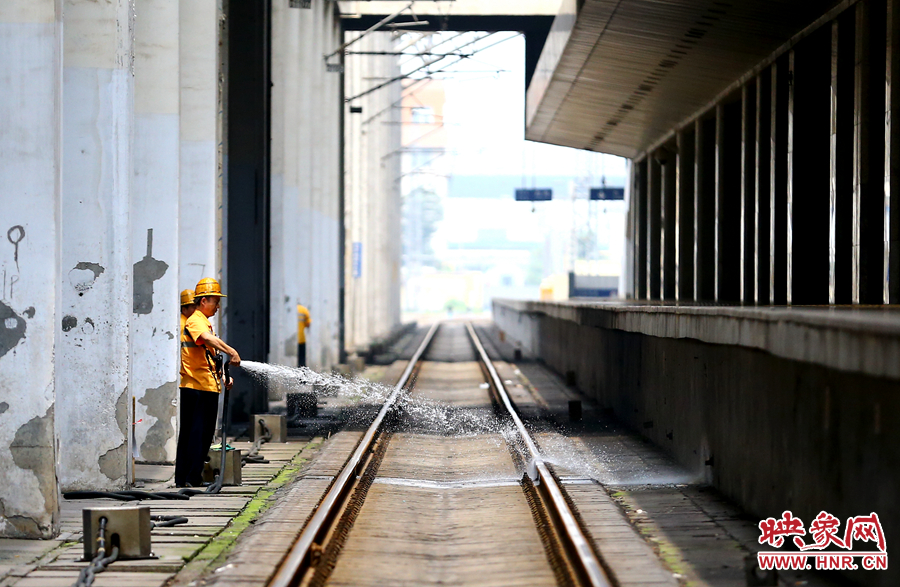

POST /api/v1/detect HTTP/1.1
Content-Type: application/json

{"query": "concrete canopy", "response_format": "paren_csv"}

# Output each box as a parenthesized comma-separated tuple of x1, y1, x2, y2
(337, 1, 562, 88)
(526, 0, 844, 158)
(338, 1, 563, 19)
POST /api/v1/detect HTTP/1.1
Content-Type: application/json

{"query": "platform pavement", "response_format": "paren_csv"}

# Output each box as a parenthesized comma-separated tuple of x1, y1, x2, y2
(0, 438, 322, 587)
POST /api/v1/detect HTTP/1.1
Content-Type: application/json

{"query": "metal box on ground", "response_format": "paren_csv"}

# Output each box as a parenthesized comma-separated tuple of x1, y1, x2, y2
(82, 506, 152, 560)
(252, 414, 286, 442)
(287, 392, 318, 418)
(203, 448, 242, 485)
(348, 355, 365, 375)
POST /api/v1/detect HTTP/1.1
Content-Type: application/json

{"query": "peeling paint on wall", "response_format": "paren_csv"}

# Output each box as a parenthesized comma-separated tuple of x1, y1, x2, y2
(68, 262, 104, 292)
(137, 381, 176, 462)
(98, 443, 126, 481)
(99, 388, 130, 481)
(8, 406, 57, 537)
(0, 301, 26, 359)
(133, 229, 168, 315)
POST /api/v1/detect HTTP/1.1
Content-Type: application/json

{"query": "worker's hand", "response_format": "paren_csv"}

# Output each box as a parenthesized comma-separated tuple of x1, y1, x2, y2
(229, 351, 241, 367)
(226, 377, 234, 390)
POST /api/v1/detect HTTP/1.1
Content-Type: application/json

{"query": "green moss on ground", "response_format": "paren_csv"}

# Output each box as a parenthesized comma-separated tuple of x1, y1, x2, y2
(175, 438, 323, 574)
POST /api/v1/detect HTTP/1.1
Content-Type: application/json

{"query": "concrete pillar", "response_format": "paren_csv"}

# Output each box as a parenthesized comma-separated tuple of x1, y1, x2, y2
(715, 101, 741, 303)
(287, 0, 344, 370)
(269, 0, 301, 369)
(343, 28, 401, 348)
(831, 15, 855, 304)
(131, 0, 180, 464)
(854, 0, 887, 303)
(309, 4, 325, 366)
(623, 160, 635, 298)
(635, 159, 648, 299)
(0, 0, 61, 538)
(741, 84, 756, 303)
(179, 0, 218, 291)
(886, 0, 900, 302)
(695, 117, 716, 301)
(788, 31, 831, 306)
(308, 2, 334, 370)
(675, 129, 695, 301)
(661, 149, 677, 300)
(755, 73, 771, 304)
(647, 156, 661, 299)
(58, 0, 134, 490)
(297, 5, 314, 348)
(770, 58, 789, 305)
(323, 5, 344, 367)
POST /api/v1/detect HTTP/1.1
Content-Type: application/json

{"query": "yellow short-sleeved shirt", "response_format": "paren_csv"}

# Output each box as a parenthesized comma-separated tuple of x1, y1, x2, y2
(180, 310, 219, 392)
(297, 304, 311, 344)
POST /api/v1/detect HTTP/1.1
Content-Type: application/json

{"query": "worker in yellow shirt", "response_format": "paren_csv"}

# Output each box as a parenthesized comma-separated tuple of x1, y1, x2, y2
(297, 304, 311, 367)
(175, 278, 241, 488)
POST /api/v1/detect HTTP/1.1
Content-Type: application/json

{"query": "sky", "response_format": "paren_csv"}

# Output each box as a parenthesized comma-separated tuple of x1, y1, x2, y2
(406, 32, 629, 181)
(398, 31, 629, 278)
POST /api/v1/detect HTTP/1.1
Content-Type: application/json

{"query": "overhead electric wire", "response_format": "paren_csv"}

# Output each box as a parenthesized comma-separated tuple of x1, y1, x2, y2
(325, 1, 414, 61)
(346, 50, 474, 57)
(398, 31, 467, 68)
(347, 32, 503, 103)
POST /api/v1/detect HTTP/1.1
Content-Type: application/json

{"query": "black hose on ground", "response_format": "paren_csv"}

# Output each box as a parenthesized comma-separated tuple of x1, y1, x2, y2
(63, 491, 138, 502)
(63, 486, 207, 501)
(150, 515, 189, 528)
(241, 418, 272, 466)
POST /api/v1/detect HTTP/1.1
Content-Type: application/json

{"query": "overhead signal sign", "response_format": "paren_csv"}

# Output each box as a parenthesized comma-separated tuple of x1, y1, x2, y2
(515, 188, 552, 201)
(590, 187, 625, 200)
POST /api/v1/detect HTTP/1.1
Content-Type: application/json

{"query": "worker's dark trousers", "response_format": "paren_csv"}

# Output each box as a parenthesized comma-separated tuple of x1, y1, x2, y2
(298, 343, 306, 367)
(174, 387, 219, 486)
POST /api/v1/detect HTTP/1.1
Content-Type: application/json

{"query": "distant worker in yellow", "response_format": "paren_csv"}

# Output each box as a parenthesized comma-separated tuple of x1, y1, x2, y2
(179, 289, 196, 329)
(297, 304, 311, 367)
(175, 278, 241, 488)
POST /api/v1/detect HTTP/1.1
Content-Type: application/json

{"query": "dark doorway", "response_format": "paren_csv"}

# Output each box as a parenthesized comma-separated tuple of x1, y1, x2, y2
(225, 0, 272, 427)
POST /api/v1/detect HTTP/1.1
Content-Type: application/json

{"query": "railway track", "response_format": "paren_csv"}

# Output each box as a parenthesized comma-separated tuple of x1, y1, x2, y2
(268, 321, 611, 587)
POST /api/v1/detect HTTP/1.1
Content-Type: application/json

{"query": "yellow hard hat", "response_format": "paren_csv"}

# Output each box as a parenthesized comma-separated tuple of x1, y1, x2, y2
(180, 289, 196, 306)
(194, 277, 227, 298)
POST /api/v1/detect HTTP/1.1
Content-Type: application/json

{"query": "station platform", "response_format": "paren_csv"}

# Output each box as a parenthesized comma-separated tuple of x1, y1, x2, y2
(494, 300, 899, 586)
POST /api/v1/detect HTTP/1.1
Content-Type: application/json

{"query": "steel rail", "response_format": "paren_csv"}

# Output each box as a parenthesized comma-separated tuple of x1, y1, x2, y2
(465, 322, 612, 587)
(268, 321, 440, 587)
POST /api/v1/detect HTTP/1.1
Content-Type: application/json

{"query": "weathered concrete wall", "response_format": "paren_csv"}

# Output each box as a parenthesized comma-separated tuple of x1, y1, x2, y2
(268, 0, 302, 370)
(178, 0, 218, 290)
(492, 302, 541, 359)
(344, 32, 403, 353)
(294, 1, 343, 371)
(0, 0, 62, 538)
(131, 0, 180, 463)
(494, 299, 900, 587)
(57, 0, 134, 491)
